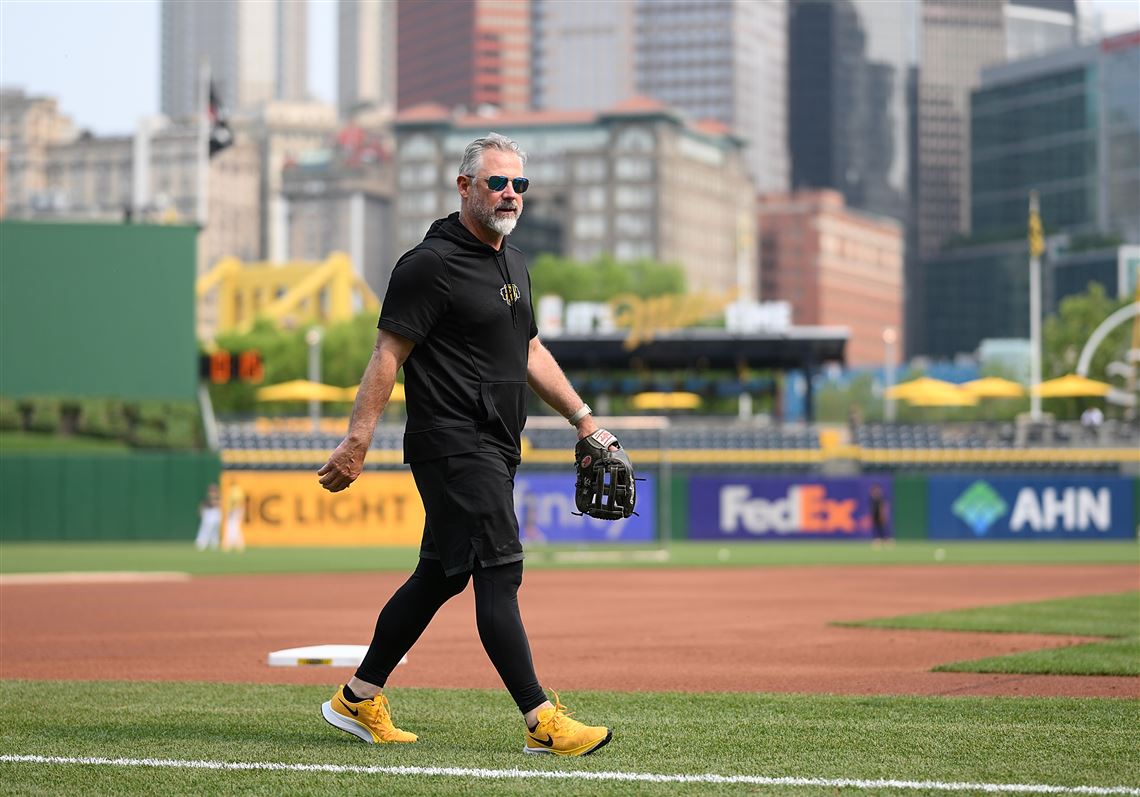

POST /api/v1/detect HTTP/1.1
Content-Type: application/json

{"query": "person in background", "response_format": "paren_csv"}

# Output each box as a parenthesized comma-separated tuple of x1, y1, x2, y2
(1080, 405, 1104, 441)
(869, 484, 892, 548)
(223, 483, 246, 552)
(194, 483, 221, 551)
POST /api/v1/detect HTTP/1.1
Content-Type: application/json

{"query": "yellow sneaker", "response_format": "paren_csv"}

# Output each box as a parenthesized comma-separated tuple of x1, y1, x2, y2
(321, 686, 418, 744)
(524, 693, 611, 756)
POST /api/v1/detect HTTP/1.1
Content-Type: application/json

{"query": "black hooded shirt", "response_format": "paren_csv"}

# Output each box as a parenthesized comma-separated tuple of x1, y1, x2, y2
(378, 212, 538, 464)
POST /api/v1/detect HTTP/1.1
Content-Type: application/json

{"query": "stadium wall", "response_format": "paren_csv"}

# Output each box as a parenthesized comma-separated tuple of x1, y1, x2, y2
(889, 475, 927, 540)
(0, 452, 221, 541)
(7, 463, 1134, 543)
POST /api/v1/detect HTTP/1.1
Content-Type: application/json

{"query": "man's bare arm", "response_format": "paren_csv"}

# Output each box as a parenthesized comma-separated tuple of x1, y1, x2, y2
(317, 329, 414, 492)
(526, 336, 598, 439)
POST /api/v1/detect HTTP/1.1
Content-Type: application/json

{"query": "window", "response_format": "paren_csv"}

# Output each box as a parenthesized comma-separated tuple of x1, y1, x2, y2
(526, 160, 567, 183)
(402, 134, 437, 159)
(399, 163, 437, 188)
(614, 240, 654, 261)
(616, 127, 655, 153)
(574, 186, 606, 211)
(615, 157, 652, 180)
(574, 214, 606, 238)
(615, 186, 653, 209)
(574, 157, 607, 182)
(615, 213, 650, 236)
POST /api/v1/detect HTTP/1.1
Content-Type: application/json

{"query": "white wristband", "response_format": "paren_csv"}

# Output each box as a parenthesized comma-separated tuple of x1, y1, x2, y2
(567, 404, 593, 426)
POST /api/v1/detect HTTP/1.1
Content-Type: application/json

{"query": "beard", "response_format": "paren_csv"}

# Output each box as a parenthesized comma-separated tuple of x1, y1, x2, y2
(470, 190, 522, 236)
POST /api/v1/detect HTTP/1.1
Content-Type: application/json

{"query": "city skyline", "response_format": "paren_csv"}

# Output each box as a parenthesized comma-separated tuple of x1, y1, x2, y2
(1, 0, 1137, 136)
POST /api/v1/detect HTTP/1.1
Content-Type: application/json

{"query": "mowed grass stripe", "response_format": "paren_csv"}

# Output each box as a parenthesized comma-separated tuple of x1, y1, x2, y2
(843, 593, 1140, 638)
(3, 755, 1139, 796)
(840, 592, 1140, 676)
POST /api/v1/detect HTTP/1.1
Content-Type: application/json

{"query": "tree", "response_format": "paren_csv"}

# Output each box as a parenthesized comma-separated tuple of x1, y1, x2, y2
(1042, 282, 1134, 418)
(206, 312, 380, 415)
(529, 254, 685, 301)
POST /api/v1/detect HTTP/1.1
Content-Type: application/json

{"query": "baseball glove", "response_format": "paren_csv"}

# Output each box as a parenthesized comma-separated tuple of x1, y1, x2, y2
(574, 429, 637, 520)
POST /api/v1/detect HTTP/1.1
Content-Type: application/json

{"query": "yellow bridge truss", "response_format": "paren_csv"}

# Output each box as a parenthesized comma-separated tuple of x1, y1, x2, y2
(197, 252, 380, 334)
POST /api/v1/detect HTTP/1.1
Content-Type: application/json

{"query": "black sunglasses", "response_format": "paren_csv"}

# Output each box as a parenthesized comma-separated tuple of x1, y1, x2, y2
(469, 174, 530, 194)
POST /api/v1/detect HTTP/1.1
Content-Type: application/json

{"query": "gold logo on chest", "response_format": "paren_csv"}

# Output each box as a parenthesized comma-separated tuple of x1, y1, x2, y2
(500, 284, 521, 305)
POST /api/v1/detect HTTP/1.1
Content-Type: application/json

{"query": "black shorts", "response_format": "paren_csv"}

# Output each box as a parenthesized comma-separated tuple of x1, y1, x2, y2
(410, 451, 523, 577)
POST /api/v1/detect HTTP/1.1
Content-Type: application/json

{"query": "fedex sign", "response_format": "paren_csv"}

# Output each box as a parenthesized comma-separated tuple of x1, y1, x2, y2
(690, 477, 888, 540)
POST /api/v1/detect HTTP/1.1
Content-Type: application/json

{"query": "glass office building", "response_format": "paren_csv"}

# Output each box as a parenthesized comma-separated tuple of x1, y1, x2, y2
(971, 31, 1140, 244)
(919, 239, 1134, 358)
(788, 0, 916, 224)
(635, 0, 788, 193)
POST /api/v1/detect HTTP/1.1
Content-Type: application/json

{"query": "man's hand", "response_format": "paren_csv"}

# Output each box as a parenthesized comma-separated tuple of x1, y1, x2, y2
(317, 437, 368, 493)
(575, 414, 599, 440)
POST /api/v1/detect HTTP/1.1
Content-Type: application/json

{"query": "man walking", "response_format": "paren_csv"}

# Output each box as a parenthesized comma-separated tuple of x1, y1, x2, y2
(317, 132, 611, 756)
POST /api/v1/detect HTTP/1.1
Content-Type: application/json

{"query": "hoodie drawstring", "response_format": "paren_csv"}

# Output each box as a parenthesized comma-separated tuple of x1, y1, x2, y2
(495, 250, 518, 329)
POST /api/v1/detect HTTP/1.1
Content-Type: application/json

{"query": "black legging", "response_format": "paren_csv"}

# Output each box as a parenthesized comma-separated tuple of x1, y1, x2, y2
(354, 558, 547, 715)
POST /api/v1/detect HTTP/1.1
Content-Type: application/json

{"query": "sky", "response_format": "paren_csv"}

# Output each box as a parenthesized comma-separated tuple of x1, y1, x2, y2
(1, 0, 1138, 136)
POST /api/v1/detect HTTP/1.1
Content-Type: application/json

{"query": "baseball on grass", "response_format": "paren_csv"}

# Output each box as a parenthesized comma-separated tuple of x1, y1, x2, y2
(717, 548, 731, 562)
(933, 548, 946, 561)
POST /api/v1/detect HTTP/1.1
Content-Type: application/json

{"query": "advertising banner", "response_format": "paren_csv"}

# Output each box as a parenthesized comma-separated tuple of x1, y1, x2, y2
(514, 472, 656, 543)
(221, 471, 424, 547)
(928, 476, 1136, 540)
(688, 476, 891, 540)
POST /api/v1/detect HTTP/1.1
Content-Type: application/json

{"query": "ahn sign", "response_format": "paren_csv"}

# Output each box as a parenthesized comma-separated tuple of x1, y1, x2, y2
(689, 477, 889, 540)
(929, 477, 1135, 540)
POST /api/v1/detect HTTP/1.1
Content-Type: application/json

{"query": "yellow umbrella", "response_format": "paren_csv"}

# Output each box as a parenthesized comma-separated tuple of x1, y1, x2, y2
(256, 380, 349, 403)
(962, 377, 1025, 398)
(1031, 374, 1112, 398)
(343, 382, 405, 402)
(907, 389, 979, 407)
(885, 377, 961, 401)
(631, 391, 702, 411)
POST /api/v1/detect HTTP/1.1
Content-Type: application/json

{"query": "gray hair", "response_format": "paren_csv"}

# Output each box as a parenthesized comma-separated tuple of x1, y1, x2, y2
(459, 132, 527, 176)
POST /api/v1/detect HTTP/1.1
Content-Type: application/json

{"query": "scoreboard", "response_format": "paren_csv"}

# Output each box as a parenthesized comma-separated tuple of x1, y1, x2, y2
(199, 350, 264, 385)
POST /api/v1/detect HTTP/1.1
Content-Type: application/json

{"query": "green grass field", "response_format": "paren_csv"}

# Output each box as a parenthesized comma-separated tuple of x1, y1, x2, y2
(842, 592, 1140, 677)
(1, 682, 1137, 797)
(2, 539, 1137, 575)
(3, 540, 1137, 795)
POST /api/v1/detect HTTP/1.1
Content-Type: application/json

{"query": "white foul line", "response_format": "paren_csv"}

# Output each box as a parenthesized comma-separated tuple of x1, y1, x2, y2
(1, 754, 1137, 795)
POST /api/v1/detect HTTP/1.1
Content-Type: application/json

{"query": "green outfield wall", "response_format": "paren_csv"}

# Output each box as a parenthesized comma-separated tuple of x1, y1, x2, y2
(0, 221, 199, 401)
(891, 475, 927, 540)
(0, 452, 221, 541)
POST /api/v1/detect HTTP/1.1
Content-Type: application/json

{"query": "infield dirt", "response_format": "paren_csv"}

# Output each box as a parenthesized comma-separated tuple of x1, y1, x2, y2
(1, 565, 1135, 698)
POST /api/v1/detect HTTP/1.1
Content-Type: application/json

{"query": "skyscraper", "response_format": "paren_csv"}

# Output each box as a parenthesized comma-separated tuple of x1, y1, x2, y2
(788, 0, 916, 224)
(635, 0, 788, 193)
(916, 0, 1078, 258)
(531, 0, 636, 111)
(397, 0, 531, 113)
(911, 0, 1078, 355)
(161, 0, 309, 120)
(972, 31, 1140, 244)
(916, 0, 1007, 258)
(1004, 0, 1078, 61)
(338, 0, 397, 117)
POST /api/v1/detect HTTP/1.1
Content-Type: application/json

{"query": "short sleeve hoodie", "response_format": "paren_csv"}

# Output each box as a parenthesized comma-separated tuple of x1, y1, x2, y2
(378, 212, 538, 464)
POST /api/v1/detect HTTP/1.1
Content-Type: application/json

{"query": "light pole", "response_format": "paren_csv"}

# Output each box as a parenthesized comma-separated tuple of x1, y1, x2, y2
(883, 327, 897, 422)
(305, 326, 323, 433)
(1028, 191, 1045, 421)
